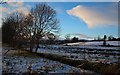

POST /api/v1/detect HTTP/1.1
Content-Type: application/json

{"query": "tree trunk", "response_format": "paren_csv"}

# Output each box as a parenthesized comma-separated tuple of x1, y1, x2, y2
(103, 40, 106, 46)
(30, 45, 33, 52)
(35, 43, 39, 53)
(30, 40, 33, 52)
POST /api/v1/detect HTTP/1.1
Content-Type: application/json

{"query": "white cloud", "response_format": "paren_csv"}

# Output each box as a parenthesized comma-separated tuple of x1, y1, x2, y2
(67, 4, 118, 28)
(12, 6, 30, 16)
(7, 0, 23, 7)
(0, 1, 31, 27)
(7, 0, 31, 15)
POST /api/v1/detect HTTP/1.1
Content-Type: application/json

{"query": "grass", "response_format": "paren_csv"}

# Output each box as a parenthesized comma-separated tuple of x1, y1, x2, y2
(34, 51, 120, 75)
(13, 50, 38, 57)
(5, 49, 120, 75)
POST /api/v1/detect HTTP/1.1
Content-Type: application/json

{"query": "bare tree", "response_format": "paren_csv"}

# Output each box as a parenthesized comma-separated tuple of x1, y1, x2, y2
(2, 12, 33, 49)
(2, 16, 16, 46)
(2, 3, 60, 53)
(30, 3, 60, 52)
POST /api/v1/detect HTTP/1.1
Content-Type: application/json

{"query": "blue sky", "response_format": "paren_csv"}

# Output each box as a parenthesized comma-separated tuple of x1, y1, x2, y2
(45, 2, 118, 39)
(1, 2, 118, 39)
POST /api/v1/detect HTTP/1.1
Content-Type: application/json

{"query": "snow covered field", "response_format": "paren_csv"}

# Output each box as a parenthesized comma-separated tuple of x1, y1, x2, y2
(2, 41, 120, 74)
(2, 55, 93, 74)
(85, 41, 119, 46)
(37, 48, 119, 64)
(35, 41, 120, 64)
(65, 41, 119, 46)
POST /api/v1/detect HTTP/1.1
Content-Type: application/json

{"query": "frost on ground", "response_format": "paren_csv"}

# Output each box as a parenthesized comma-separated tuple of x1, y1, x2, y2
(2, 54, 93, 74)
(35, 41, 120, 64)
(85, 41, 120, 46)
(65, 41, 120, 46)
(2, 41, 119, 74)
(37, 48, 119, 64)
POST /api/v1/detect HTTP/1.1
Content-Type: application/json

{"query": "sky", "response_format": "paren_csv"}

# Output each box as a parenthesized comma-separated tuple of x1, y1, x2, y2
(0, 1, 118, 39)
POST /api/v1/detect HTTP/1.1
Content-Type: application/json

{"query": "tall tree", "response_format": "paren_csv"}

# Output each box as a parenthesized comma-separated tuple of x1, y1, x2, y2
(103, 35, 107, 45)
(72, 37, 79, 42)
(2, 3, 60, 52)
(30, 3, 59, 52)
(2, 14, 16, 46)
(2, 12, 31, 48)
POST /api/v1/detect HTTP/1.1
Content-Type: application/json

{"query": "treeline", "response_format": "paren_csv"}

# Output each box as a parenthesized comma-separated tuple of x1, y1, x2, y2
(56, 35, 120, 45)
(94, 35, 120, 41)
(54, 37, 89, 45)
